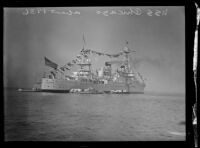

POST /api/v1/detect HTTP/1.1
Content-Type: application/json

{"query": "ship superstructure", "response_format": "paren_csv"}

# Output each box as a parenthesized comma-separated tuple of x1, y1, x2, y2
(33, 40, 146, 93)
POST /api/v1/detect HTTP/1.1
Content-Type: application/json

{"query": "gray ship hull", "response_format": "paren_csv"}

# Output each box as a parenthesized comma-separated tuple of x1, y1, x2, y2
(34, 78, 145, 93)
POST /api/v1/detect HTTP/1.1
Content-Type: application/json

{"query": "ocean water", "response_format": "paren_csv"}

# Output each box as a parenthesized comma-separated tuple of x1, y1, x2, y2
(4, 89, 185, 141)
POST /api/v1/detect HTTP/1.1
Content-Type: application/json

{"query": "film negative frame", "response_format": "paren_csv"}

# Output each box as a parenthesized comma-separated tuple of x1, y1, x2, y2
(186, 2, 199, 148)
(1, 0, 198, 147)
(192, 2, 199, 148)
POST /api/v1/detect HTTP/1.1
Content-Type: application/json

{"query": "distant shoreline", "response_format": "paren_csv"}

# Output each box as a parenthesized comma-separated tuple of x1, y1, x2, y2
(144, 91, 185, 97)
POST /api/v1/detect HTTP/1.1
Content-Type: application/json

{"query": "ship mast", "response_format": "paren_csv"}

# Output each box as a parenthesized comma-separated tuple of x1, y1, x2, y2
(77, 34, 92, 79)
(123, 41, 135, 93)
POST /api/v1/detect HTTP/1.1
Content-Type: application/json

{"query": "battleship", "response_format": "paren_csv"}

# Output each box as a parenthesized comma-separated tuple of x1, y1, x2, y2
(33, 41, 146, 94)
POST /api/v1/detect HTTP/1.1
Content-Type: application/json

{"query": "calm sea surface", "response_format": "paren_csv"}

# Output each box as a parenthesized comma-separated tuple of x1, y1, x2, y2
(4, 89, 185, 141)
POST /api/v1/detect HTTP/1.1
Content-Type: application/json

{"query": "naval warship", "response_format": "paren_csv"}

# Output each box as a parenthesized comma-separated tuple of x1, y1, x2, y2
(33, 41, 146, 94)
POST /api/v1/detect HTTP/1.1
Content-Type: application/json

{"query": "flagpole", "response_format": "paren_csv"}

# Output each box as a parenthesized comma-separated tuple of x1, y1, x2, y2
(83, 33, 86, 49)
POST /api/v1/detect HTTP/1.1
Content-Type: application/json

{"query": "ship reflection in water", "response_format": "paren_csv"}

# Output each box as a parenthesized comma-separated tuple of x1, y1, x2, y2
(4, 89, 185, 141)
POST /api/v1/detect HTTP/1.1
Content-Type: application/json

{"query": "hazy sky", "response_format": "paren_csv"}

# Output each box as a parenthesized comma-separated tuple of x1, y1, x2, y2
(4, 7, 185, 93)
